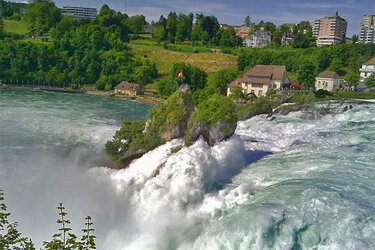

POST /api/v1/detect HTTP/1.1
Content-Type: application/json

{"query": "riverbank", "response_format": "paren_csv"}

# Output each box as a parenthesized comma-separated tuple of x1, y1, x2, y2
(2, 85, 85, 94)
(1, 85, 165, 107)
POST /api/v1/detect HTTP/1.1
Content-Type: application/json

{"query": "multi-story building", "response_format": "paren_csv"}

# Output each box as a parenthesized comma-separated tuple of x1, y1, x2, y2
(281, 33, 293, 45)
(61, 6, 98, 20)
(359, 15, 375, 44)
(227, 65, 289, 97)
(243, 28, 272, 48)
(360, 57, 375, 83)
(234, 26, 250, 38)
(313, 11, 347, 46)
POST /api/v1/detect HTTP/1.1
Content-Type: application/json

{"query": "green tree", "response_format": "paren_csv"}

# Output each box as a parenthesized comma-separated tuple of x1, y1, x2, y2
(343, 71, 360, 87)
(352, 34, 358, 44)
(0, 17, 4, 39)
(365, 74, 375, 88)
(132, 65, 152, 87)
(170, 63, 207, 92)
(244, 16, 251, 27)
(166, 12, 177, 43)
(264, 22, 276, 33)
(153, 26, 166, 43)
(297, 61, 316, 88)
(209, 68, 238, 95)
(126, 15, 146, 36)
(272, 29, 283, 45)
(229, 86, 245, 100)
(26, 0, 61, 34)
(0, 189, 35, 249)
(157, 15, 167, 28)
(328, 58, 345, 75)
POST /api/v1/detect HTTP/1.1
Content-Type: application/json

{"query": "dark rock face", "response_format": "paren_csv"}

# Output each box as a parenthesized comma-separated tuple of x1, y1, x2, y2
(186, 121, 208, 145)
(160, 121, 188, 141)
(208, 120, 237, 146)
(186, 120, 237, 146)
(115, 149, 147, 169)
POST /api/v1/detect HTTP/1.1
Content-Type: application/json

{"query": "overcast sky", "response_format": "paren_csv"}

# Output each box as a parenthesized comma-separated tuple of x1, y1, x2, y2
(13, 0, 375, 36)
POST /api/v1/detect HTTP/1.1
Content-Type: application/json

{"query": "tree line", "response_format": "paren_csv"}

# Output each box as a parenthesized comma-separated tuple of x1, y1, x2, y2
(0, 2, 158, 90)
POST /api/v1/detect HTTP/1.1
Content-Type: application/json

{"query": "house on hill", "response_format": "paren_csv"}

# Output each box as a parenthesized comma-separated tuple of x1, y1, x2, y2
(243, 28, 272, 48)
(114, 82, 141, 96)
(227, 65, 289, 97)
(315, 71, 344, 91)
(360, 57, 375, 83)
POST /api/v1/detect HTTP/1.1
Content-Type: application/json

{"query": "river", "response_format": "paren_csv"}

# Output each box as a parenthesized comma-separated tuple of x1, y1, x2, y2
(0, 90, 374, 249)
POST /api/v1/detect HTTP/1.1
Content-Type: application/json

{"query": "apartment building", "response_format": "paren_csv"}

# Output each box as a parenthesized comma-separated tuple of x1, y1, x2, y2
(313, 11, 347, 46)
(243, 28, 272, 48)
(359, 15, 375, 44)
(61, 6, 98, 20)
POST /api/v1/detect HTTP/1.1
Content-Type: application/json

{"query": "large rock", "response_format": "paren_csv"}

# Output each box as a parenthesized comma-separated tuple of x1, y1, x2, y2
(208, 120, 237, 146)
(186, 120, 237, 146)
(160, 121, 188, 141)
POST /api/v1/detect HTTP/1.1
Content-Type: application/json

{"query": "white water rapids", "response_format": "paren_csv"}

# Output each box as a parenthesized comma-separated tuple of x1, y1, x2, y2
(1, 90, 375, 249)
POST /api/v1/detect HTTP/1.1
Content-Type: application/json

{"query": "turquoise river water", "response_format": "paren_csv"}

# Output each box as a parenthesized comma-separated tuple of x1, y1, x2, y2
(0, 89, 374, 249)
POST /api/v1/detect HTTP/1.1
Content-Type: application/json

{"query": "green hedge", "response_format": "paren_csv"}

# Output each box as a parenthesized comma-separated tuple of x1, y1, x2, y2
(333, 92, 375, 99)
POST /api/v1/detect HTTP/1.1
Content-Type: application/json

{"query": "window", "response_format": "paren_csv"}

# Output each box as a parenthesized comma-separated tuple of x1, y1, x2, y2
(252, 83, 263, 88)
(251, 90, 255, 94)
(258, 90, 263, 96)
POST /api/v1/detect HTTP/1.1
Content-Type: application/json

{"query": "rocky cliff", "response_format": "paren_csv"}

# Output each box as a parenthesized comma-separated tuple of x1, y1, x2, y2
(105, 87, 238, 168)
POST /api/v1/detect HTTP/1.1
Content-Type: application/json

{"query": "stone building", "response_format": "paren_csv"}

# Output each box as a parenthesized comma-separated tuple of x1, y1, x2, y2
(315, 71, 344, 91)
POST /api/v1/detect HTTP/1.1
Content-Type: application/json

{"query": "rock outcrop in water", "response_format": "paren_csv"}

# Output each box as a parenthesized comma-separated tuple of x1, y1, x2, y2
(105, 87, 238, 168)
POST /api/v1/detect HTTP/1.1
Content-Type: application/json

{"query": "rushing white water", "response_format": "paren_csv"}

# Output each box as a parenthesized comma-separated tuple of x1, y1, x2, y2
(1, 90, 375, 249)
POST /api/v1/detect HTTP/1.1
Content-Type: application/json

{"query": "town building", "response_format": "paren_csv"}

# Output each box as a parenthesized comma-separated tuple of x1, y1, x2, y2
(20, 8, 27, 15)
(243, 28, 272, 48)
(315, 71, 344, 91)
(358, 15, 375, 44)
(114, 82, 142, 96)
(61, 6, 98, 20)
(234, 26, 250, 38)
(281, 33, 294, 45)
(219, 24, 229, 29)
(227, 65, 289, 97)
(360, 57, 375, 83)
(313, 12, 347, 46)
(144, 25, 156, 34)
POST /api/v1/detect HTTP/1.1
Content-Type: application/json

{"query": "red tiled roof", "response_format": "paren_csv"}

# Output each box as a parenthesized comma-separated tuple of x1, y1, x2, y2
(364, 57, 375, 65)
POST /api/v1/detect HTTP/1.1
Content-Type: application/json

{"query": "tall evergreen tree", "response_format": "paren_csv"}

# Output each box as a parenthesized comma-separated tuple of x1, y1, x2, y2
(166, 12, 177, 43)
(244, 16, 251, 26)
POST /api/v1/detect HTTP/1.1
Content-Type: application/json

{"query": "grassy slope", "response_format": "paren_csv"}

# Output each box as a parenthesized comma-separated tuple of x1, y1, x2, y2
(3, 20, 31, 35)
(129, 36, 238, 76)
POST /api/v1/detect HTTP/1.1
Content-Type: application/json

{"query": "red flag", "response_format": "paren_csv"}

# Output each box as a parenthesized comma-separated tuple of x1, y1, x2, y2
(177, 71, 183, 78)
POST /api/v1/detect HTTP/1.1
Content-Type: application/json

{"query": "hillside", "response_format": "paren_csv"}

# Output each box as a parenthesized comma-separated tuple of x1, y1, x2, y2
(129, 35, 238, 76)
(3, 20, 31, 36)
